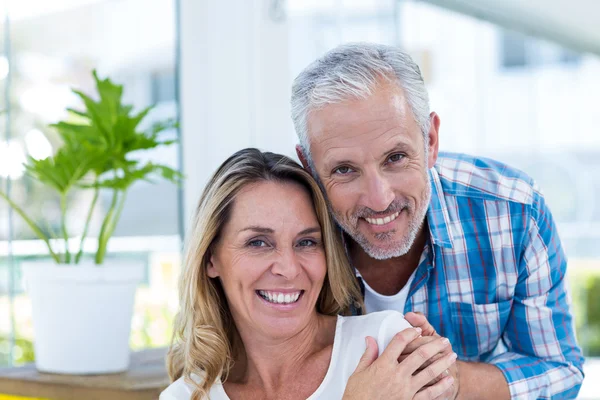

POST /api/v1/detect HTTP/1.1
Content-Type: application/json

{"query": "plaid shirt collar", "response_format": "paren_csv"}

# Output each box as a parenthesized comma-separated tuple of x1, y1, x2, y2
(426, 166, 454, 250)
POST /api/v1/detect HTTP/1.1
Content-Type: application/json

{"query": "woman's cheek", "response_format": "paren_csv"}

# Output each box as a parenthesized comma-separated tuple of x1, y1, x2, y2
(298, 251, 327, 280)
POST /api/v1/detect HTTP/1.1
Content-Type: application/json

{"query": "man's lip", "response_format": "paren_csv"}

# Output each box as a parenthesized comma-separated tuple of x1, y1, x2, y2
(362, 210, 401, 223)
(360, 210, 403, 232)
(362, 211, 399, 219)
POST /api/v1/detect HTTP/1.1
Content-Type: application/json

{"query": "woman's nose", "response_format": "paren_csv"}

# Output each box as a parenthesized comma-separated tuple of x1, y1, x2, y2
(362, 170, 394, 212)
(270, 248, 301, 280)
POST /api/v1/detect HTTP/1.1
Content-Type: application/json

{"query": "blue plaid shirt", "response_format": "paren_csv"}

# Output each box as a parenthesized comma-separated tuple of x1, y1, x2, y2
(354, 152, 584, 399)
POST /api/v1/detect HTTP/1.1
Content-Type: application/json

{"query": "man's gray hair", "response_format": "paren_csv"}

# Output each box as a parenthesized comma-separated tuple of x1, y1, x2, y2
(291, 42, 431, 159)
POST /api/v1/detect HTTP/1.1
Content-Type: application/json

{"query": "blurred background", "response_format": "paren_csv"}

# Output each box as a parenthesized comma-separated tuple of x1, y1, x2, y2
(1, 0, 599, 398)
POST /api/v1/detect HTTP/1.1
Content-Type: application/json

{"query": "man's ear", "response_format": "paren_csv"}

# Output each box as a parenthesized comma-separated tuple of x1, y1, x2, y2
(206, 252, 220, 278)
(296, 145, 313, 174)
(427, 112, 441, 169)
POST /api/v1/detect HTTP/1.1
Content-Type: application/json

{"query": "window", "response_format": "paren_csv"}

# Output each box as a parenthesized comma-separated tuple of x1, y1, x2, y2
(500, 30, 582, 69)
(0, 0, 181, 366)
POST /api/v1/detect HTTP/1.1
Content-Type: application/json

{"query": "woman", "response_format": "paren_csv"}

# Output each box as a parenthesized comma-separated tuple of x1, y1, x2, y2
(161, 149, 456, 400)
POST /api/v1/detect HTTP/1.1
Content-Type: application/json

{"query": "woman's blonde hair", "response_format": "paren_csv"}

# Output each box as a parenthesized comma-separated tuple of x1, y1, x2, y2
(166, 149, 363, 399)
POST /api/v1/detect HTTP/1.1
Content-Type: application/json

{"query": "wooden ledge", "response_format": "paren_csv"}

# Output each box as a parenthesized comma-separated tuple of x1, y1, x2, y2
(0, 348, 170, 400)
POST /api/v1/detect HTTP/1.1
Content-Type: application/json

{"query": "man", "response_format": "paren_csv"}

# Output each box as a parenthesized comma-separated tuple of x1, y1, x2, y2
(291, 43, 584, 399)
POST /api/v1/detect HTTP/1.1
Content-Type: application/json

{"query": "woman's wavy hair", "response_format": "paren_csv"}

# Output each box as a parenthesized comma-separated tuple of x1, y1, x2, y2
(166, 148, 363, 399)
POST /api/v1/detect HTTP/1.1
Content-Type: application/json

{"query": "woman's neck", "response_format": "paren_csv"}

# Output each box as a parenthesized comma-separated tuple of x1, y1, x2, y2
(228, 313, 337, 394)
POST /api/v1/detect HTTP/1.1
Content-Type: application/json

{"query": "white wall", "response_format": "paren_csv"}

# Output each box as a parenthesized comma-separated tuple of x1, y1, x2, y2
(179, 0, 297, 227)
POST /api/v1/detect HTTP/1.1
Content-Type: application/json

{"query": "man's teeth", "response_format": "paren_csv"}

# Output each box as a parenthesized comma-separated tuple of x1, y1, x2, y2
(365, 211, 400, 226)
(258, 290, 301, 304)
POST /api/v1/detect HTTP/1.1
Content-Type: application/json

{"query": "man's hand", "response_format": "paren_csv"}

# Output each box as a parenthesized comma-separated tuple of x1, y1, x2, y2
(343, 328, 456, 400)
(405, 312, 437, 335)
(405, 312, 459, 400)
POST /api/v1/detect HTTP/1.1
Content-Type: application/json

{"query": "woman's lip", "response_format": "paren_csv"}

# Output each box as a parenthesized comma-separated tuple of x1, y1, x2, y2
(255, 291, 305, 309)
(256, 289, 304, 293)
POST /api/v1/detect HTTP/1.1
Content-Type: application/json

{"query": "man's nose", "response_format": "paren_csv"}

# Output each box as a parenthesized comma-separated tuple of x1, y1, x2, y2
(361, 170, 394, 212)
(270, 248, 301, 280)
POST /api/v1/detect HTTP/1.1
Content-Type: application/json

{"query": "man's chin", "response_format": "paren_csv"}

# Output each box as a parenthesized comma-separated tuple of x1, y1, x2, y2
(359, 238, 410, 260)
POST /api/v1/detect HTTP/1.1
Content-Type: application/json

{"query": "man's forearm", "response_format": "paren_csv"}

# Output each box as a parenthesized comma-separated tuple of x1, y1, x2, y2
(456, 361, 510, 400)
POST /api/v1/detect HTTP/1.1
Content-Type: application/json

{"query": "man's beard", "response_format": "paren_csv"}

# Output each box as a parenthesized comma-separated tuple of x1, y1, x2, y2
(332, 177, 432, 260)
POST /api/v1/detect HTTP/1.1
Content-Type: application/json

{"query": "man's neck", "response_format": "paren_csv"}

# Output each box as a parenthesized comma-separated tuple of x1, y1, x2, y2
(350, 226, 428, 296)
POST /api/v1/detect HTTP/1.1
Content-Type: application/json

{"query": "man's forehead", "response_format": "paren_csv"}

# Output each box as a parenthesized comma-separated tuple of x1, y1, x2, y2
(307, 86, 413, 141)
(307, 101, 417, 162)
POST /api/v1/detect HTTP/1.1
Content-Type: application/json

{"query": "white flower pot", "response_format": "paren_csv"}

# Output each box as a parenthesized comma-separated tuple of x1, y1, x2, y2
(21, 260, 144, 374)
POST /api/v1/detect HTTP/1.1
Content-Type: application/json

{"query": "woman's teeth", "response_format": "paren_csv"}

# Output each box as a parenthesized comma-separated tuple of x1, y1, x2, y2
(365, 211, 400, 226)
(258, 290, 301, 304)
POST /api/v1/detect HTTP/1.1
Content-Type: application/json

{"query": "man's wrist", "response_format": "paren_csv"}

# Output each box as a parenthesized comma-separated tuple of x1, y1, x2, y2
(454, 360, 511, 400)
(453, 360, 464, 400)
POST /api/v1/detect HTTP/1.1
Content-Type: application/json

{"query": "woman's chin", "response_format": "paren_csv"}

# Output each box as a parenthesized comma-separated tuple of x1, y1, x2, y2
(244, 291, 316, 337)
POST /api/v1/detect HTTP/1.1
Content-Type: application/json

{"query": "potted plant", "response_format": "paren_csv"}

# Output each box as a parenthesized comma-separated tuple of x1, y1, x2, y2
(0, 71, 182, 374)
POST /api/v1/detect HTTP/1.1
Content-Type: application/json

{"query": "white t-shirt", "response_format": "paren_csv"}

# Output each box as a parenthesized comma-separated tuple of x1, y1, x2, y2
(361, 269, 417, 314)
(160, 310, 412, 400)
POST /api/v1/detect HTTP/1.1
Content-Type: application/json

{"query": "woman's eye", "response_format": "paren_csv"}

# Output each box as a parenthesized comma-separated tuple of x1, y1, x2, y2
(387, 153, 403, 163)
(297, 239, 317, 247)
(248, 239, 267, 247)
(333, 166, 354, 175)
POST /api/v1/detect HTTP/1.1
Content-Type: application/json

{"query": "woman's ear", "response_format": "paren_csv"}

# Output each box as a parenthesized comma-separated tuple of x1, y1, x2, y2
(206, 251, 220, 278)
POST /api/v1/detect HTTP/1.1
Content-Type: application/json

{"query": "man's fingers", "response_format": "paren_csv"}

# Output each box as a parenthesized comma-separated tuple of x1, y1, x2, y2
(380, 327, 422, 364)
(399, 337, 452, 375)
(354, 336, 378, 373)
(414, 375, 455, 400)
(404, 352, 448, 377)
(413, 350, 457, 389)
(401, 336, 438, 356)
(405, 312, 438, 336)
(432, 386, 455, 400)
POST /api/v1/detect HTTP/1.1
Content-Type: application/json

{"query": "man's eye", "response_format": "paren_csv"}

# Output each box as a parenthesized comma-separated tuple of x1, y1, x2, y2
(333, 166, 354, 175)
(248, 240, 267, 247)
(387, 153, 404, 163)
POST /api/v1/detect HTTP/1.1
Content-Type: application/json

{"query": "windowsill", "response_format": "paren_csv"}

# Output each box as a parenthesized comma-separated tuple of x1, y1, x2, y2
(0, 348, 168, 400)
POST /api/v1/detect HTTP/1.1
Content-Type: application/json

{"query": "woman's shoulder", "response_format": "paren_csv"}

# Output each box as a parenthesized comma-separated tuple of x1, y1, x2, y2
(160, 373, 225, 400)
(160, 373, 213, 400)
(160, 376, 194, 400)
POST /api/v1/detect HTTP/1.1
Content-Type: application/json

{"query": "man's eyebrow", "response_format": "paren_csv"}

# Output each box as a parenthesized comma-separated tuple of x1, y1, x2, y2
(381, 142, 413, 158)
(238, 226, 274, 234)
(323, 157, 356, 171)
(323, 142, 415, 170)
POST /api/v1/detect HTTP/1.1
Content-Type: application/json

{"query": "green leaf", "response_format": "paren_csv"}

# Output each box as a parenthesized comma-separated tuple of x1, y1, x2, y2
(11, 69, 183, 264)
(0, 190, 60, 263)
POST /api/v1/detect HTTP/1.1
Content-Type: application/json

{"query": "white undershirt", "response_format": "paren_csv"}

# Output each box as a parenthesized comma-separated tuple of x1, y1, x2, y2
(360, 268, 417, 314)
(159, 310, 412, 400)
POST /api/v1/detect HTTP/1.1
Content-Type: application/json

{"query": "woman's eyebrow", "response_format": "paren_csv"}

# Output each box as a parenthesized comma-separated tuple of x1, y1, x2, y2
(238, 226, 321, 235)
(238, 226, 274, 234)
(298, 227, 321, 235)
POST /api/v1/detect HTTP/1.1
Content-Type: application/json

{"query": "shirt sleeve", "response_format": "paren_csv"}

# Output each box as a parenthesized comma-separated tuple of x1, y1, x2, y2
(488, 189, 585, 399)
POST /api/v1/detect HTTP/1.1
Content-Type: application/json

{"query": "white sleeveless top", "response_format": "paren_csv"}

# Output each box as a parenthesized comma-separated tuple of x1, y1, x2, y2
(160, 310, 412, 400)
